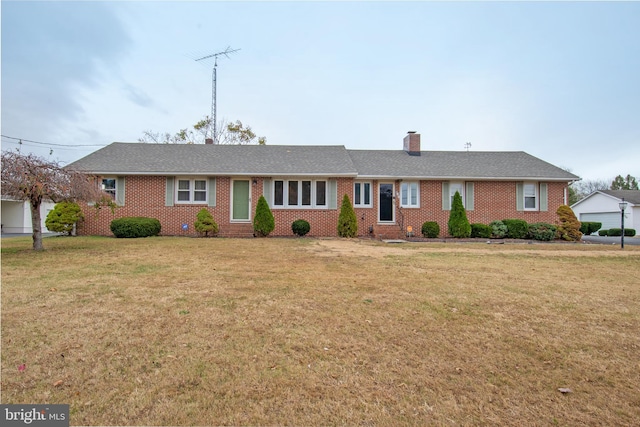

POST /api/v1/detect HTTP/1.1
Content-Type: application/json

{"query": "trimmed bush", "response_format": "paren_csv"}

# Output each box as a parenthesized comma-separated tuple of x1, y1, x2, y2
(579, 221, 602, 236)
(502, 219, 529, 239)
(292, 219, 311, 237)
(421, 221, 440, 238)
(194, 208, 219, 237)
(45, 201, 84, 235)
(337, 194, 358, 238)
(253, 195, 275, 237)
(448, 191, 471, 238)
(607, 228, 637, 237)
(608, 228, 622, 237)
(110, 217, 161, 238)
(556, 205, 582, 241)
(489, 220, 507, 238)
(528, 222, 557, 241)
(470, 223, 492, 238)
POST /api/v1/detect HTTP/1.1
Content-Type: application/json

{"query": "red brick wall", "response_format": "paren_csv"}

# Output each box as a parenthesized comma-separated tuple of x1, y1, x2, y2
(78, 176, 568, 238)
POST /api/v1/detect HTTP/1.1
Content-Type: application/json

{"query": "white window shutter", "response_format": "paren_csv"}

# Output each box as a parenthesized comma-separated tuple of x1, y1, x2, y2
(116, 176, 125, 206)
(465, 182, 474, 211)
(263, 179, 272, 207)
(516, 182, 524, 211)
(165, 177, 175, 207)
(442, 182, 450, 210)
(328, 179, 337, 209)
(208, 178, 216, 207)
(539, 183, 548, 211)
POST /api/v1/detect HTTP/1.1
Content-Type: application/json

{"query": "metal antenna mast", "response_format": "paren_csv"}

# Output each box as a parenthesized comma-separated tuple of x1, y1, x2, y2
(195, 47, 240, 143)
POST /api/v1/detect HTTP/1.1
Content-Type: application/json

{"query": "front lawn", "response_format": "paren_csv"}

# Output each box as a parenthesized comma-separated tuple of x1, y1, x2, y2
(2, 236, 639, 425)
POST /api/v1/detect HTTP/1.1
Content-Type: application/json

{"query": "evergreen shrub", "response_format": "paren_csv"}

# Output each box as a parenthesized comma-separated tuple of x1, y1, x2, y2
(556, 205, 582, 241)
(253, 195, 275, 237)
(489, 220, 507, 238)
(448, 191, 471, 238)
(528, 222, 557, 241)
(421, 221, 440, 238)
(598, 229, 609, 236)
(45, 201, 84, 235)
(607, 228, 636, 237)
(194, 208, 219, 237)
(470, 223, 492, 238)
(292, 219, 311, 237)
(110, 217, 161, 238)
(502, 219, 529, 239)
(337, 195, 358, 237)
(579, 221, 602, 236)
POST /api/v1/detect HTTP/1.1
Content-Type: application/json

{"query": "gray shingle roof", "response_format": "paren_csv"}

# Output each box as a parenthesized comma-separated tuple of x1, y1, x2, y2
(66, 142, 579, 181)
(66, 143, 358, 176)
(599, 190, 640, 205)
(348, 150, 579, 180)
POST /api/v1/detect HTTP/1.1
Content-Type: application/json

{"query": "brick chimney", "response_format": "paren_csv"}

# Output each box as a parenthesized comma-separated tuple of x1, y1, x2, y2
(403, 131, 421, 156)
(205, 138, 214, 145)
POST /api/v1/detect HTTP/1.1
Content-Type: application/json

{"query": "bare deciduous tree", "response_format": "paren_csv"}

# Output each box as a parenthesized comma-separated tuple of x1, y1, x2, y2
(138, 117, 266, 145)
(1, 150, 112, 250)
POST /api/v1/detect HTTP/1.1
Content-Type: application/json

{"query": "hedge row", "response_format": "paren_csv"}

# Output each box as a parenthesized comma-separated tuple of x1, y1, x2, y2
(599, 228, 636, 237)
(421, 219, 559, 241)
(110, 217, 161, 238)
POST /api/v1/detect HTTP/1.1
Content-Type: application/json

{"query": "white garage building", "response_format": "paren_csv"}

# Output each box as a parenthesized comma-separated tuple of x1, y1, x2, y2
(571, 190, 640, 234)
(1, 197, 56, 234)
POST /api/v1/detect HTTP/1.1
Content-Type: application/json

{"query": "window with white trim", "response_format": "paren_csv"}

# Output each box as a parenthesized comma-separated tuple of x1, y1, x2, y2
(176, 178, 208, 204)
(400, 182, 420, 207)
(524, 183, 537, 210)
(102, 178, 116, 200)
(354, 182, 372, 207)
(450, 182, 464, 207)
(273, 179, 327, 208)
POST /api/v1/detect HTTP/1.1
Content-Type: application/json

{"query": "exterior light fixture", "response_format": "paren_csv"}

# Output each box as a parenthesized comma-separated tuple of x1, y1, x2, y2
(619, 198, 628, 249)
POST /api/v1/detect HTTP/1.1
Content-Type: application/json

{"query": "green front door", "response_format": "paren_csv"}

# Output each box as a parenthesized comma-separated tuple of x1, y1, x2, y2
(232, 180, 250, 221)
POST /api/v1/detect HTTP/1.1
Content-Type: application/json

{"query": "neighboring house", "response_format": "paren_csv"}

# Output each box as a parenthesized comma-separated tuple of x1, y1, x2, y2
(66, 132, 579, 238)
(1, 197, 56, 234)
(571, 190, 640, 234)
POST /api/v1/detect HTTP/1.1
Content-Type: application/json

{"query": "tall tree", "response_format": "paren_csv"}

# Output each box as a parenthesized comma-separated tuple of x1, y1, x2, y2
(610, 174, 639, 190)
(570, 179, 610, 202)
(139, 117, 266, 145)
(1, 150, 111, 250)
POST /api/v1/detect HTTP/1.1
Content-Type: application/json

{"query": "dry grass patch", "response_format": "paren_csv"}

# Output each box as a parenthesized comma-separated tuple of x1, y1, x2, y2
(2, 236, 639, 426)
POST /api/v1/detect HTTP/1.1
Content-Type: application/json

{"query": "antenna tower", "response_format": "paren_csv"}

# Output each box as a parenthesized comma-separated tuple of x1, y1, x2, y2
(195, 46, 240, 143)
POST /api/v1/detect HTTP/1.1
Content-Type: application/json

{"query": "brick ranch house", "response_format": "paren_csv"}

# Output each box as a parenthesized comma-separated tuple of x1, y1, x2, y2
(66, 132, 580, 239)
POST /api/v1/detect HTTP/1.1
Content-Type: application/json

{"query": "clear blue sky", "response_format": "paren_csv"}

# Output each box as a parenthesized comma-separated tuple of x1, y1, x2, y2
(2, 1, 639, 183)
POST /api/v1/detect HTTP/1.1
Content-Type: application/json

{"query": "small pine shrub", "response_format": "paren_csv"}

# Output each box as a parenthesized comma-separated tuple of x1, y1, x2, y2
(421, 221, 440, 238)
(292, 219, 311, 237)
(579, 221, 602, 235)
(194, 208, 219, 237)
(502, 219, 529, 239)
(556, 205, 582, 241)
(528, 222, 557, 241)
(448, 191, 471, 238)
(253, 195, 275, 237)
(337, 195, 358, 238)
(489, 220, 507, 238)
(598, 229, 609, 236)
(110, 217, 161, 238)
(470, 223, 492, 238)
(45, 201, 84, 235)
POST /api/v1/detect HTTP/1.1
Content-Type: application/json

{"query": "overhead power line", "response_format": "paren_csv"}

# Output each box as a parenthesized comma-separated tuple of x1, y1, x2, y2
(1, 134, 106, 148)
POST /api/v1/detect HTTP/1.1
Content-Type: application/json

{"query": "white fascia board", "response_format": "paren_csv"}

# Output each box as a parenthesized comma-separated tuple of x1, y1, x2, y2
(85, 171, 358, 177)
(356, 175, 575, 181)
